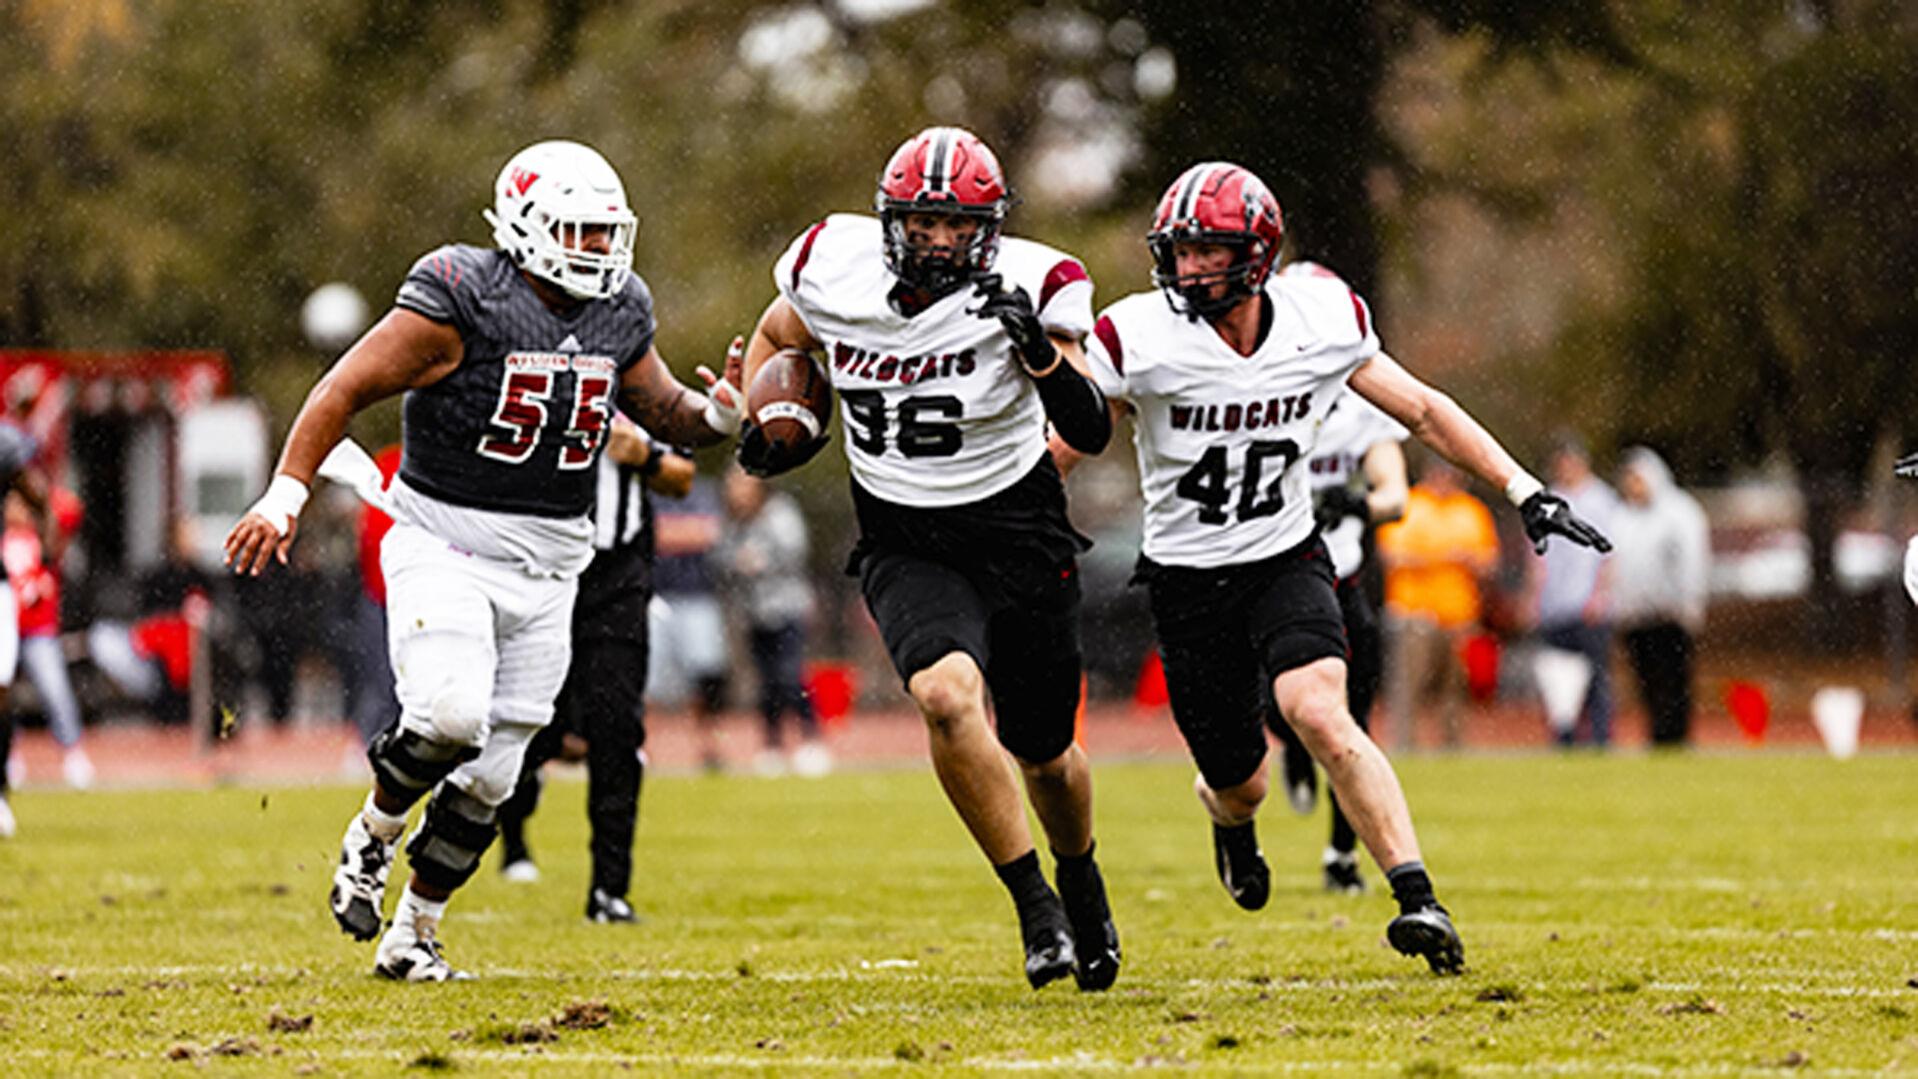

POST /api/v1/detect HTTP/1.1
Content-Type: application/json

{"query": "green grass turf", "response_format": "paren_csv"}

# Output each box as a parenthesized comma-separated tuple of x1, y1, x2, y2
(1, 752, 1916, 1075)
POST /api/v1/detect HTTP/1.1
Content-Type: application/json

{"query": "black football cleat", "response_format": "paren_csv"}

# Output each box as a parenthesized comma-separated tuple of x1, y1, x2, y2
(1056, 859, 1121, 992)
(1323, 851, 1366, 896)
(586, 888, 641, 925)
(1388, 904, 1465, 975)
(1211, 821, 1270, 911)
(1016, 895, 1077, 990)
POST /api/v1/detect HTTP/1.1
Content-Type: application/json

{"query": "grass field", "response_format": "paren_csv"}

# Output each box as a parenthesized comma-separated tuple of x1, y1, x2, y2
(2, 752, 1915, 1075)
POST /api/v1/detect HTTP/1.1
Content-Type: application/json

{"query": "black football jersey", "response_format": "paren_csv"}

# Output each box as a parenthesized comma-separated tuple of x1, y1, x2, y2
(394, 244, 656, 518)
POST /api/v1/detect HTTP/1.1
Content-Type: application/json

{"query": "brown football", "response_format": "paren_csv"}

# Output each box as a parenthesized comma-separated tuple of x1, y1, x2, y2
(747, 347, 834, 455)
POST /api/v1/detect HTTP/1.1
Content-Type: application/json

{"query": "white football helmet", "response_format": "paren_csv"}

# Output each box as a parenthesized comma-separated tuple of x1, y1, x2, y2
(482, 140, 637, 301)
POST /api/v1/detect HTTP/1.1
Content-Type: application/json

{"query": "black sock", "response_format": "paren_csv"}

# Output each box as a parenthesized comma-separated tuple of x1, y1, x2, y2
(993, 849, 1055, 913)
(1052, 841, 1102, 901)
(1386, 861, 1437, 914)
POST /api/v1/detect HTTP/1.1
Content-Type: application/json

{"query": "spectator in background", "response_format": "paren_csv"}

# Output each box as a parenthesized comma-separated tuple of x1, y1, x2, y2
(718, 466, 829, 778)
(648, 472, 732, 772)
(1529, 435, 1620, 748)
(1375, 456, 1499, 749)
(4, 488, 91, 788)
(0, 422, 52, 838)
(1612, 447, 1710, 747)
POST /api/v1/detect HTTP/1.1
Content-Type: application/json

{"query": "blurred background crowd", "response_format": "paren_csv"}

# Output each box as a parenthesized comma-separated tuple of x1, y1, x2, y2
(2, 0, 1915, 785)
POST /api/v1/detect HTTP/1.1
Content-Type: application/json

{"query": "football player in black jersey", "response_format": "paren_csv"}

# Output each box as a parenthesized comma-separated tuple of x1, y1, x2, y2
(224, 140, 743, 981)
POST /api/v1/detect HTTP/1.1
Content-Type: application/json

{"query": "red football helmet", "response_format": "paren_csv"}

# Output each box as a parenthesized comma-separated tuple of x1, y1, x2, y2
(875, 126, 1010, 293)
(1147, 162, 1284, 320)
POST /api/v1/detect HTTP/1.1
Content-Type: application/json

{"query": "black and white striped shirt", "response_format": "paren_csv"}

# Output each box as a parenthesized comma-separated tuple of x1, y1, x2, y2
(590, 452, 653, 555)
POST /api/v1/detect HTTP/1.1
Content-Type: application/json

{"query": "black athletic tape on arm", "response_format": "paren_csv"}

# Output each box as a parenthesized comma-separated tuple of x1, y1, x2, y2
(1035, 361, 1111, 454)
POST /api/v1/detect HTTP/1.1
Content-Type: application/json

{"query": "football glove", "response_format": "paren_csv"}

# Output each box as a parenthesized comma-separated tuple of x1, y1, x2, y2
(1519, 491, 1613, 555)
(736, 420, 829, 479)
(1313, 485, 1369, 533)
(967, 273, 1057, 375)
(1895, 451, 1918, 480)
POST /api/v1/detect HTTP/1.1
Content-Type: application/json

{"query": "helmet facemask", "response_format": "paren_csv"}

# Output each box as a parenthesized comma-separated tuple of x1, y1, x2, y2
(878, 200, 1005, 297)
(1148, 231, 1269, 322)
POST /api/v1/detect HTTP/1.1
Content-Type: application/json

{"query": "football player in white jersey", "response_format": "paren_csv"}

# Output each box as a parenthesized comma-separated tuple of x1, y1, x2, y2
(735, 127, 1121, 992)
(223, 140, 744, 981)
(1059, 162, 1609, 975)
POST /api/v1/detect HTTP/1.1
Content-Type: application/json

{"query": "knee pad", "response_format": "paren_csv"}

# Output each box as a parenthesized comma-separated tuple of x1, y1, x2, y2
(406, 784, 498, 892)
(992, 666, 1080, 766)
(367, 725, 481, 809)
(424, 680, 490, 746)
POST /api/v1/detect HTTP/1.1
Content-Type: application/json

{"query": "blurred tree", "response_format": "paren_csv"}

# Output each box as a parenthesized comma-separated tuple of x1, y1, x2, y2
(1102, 0, 1634, 299)
(1402, 0, 1918, 638)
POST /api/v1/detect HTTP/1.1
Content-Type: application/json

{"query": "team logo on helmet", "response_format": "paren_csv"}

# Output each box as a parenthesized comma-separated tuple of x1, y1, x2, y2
(875, 126, 1011, 295)
(1147, 162, 1284, 321)
(483, 140, 637, 302)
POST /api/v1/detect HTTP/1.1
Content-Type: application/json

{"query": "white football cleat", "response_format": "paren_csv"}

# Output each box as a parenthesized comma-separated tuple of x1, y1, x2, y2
(329, 812, 395, 942)
(62, 748, 96, 791)
(500, 859, 541, 884)
(0, 793, 15, 839)
(790, 741, 833, 778)
(374, 922, 471, 982)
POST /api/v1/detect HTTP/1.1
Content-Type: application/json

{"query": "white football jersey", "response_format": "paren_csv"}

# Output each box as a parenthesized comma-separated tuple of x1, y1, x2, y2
(1086, 273, 1381, 568)
(1308, 390, 1409, 579)
(773, 213, 1094, 507)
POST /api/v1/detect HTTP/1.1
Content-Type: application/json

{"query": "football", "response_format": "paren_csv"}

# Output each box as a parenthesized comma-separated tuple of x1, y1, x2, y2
(746, 346, 834, 458)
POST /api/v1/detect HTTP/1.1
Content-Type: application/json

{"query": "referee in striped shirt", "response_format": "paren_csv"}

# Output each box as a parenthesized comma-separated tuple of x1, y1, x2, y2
(496, 413, 695, 923)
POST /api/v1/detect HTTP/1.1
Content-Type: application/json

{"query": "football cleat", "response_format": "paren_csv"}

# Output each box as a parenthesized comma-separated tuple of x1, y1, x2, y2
(1323, 850, 1365, 895)
(500, 858, 541, 885)
(1282, 742, 1317, 816)
(1211, 821, 1271, 911)
(0, 793, 15, 839)
(1056, 856, 1121, 992)
(1016, 895, 1077, 990)
(1388, 904, 1465, 976)
(329, 811, 395, 942)
(374, 925, 472, 983)
(586, 888, 640, 925)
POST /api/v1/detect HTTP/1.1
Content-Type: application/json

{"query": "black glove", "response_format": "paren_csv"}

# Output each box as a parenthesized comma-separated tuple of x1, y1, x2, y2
(967, 273, 1056, 374)
(1313, 485, 1369, 533)
(1896, 451, 1918, 480)
(1519, 491, 1613, 555)
(736, 420, 829, 479)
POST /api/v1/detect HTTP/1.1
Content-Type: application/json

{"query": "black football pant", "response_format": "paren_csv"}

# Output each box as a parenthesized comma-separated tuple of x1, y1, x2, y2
(1623, 620, 1694, 747)
(498, 561, 650, 899)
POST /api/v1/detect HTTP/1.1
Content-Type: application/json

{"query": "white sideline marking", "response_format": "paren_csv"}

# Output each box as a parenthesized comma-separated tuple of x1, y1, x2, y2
(0, 963, 1911, 998)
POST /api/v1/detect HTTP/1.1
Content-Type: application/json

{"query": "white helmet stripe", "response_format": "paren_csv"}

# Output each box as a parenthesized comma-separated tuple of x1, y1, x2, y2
(925, 129, 953, 195)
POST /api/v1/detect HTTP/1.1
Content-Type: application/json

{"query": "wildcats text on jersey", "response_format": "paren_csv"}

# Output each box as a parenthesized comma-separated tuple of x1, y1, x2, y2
(1169, 393, 1314, 433)
(830, 342, 977, 386)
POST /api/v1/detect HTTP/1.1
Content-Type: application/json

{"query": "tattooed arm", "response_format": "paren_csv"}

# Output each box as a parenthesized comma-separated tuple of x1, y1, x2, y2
(614, 339, 744, 447)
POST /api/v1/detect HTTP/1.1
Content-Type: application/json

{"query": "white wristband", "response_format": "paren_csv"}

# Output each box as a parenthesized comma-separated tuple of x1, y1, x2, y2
(250, 474, 310, 536)
(1504, 471, 1544, 506)
(702, 390, 741, 437)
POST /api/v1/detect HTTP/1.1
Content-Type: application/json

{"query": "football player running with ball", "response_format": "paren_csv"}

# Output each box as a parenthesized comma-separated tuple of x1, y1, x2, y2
(224, 140, 745, 981)
(1056, 162, 1609, 976)
(736, 127, 1121, 991)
